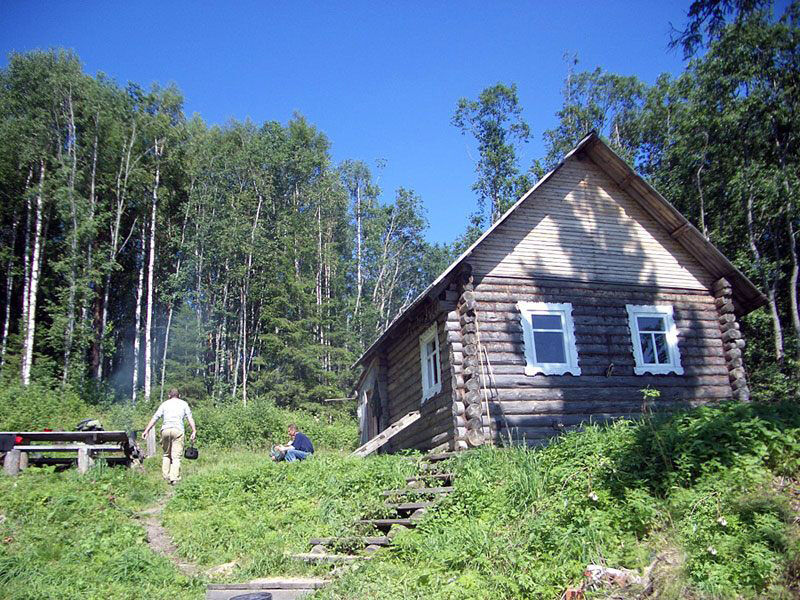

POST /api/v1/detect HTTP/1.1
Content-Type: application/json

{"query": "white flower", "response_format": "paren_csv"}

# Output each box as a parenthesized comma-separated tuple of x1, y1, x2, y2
(716, 516, 727, 527)
(588, 491, 599, 502)
(707, 546, 717, 556)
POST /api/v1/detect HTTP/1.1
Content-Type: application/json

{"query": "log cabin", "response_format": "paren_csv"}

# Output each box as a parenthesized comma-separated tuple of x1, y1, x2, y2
(354, 132, 767, 453)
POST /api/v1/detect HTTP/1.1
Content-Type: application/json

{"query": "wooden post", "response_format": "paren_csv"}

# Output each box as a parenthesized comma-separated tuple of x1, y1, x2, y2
(146, 428, 157, 458)
(77, 446, 94, 474)
(3, 449, 21, 476)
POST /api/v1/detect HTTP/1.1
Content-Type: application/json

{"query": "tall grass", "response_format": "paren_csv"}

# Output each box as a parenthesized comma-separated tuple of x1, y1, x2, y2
(319, 402, 800, 599)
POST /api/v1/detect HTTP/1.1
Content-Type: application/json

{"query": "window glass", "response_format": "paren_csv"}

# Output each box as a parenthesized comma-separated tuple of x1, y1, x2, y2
(533, 331, 567, 363)
(626, 305, 683, 375)
(419, 324, 441, 401)
(531, 314, 562, 329)
(637, 316, 665, 332)
(517, 302, 580, 376)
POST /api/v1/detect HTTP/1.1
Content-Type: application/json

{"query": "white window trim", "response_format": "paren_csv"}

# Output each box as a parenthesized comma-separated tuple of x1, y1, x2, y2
(517, 301, 581, 376)
(625, 304, 684, 375)
(419, 323, 442, 403)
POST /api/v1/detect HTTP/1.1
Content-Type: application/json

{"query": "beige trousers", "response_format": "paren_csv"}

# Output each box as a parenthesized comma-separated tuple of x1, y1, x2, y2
(161, 428, 184, 482)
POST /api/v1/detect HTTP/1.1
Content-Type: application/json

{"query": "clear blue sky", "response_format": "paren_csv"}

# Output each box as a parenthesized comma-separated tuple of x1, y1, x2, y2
(1, 1, 691, 245)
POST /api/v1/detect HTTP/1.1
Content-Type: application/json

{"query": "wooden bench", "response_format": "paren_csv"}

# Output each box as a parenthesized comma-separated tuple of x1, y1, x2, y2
(1, 430, 142, 476)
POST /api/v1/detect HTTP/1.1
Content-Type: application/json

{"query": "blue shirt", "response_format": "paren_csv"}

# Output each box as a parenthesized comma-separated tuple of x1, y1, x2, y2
(291, 432, 314, 453)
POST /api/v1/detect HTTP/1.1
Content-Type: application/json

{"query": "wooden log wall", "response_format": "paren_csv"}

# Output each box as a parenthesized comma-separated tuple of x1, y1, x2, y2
(384, 298, 454, 452)
(471, 274, 734, 446)
(713, 277, 750, 401)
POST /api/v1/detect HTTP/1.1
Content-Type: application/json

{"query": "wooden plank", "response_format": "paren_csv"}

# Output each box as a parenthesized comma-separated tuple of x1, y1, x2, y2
(3, 431, 131, 443)
(384, 501, 438, 510)
(12, 444, 125, 452)
(381, 486, 454, 496)
(309, 537, 390, 546)
(358, 518, 416, 527)
(352, 411, 421, 457)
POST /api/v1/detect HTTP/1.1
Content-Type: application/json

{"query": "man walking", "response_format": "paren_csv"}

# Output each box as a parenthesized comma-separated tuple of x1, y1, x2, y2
(142, 388, 197, 484)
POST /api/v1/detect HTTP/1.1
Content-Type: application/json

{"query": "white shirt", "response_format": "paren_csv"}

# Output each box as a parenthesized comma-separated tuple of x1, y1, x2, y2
(154, 398, 193, 433)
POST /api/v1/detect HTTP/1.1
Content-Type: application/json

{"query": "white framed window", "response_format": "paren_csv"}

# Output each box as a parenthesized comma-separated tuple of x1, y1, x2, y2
(625, 304, 684, 375)
(419, 323, 441, 402)
(517, 302, 581, 376)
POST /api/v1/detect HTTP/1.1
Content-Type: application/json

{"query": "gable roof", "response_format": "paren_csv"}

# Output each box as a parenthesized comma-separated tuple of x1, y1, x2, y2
(354, 131, 767, 370)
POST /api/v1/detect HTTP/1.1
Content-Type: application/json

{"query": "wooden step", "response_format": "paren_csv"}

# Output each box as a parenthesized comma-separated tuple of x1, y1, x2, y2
(206, 578, 328, 600)
(406, 473, 454, 483)
(384, 500, 437, 511)
(358, 517, 415, 529)
(309, 536, 390, 547)
(288, 552, 367, 563)
(381, 486, 454, 496)
(423, 451, 461, 462)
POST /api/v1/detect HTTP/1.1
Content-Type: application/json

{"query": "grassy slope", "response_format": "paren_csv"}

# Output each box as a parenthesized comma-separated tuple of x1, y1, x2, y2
(1, 400, 798, 599)
(320, 402, 800, 599)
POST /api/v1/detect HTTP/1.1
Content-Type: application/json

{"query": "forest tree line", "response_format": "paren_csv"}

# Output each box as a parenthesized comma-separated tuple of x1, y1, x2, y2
(0, 53, 450, 405)
(1, 0, 798, 405)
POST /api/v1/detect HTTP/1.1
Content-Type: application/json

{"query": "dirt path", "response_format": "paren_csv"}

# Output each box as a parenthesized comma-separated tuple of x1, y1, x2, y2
(137, 491, 200, 577)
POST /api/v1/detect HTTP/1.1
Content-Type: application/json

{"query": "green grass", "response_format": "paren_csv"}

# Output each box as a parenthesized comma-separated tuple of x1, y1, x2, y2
(1, 400, 798, 599)
(317, 401, 800, 599)
(0, 459, 203, 600)
(164, 450, 415, 576)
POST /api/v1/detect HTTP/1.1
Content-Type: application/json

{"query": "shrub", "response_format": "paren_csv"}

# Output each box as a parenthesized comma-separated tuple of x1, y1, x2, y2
(0, 380, 358, 451)
(0, 382, 96, 431)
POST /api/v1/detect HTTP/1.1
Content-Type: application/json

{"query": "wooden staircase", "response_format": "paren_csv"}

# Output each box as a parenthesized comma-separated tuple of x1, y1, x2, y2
(297, 457, 457, 563)
(205, 451, 460, 599)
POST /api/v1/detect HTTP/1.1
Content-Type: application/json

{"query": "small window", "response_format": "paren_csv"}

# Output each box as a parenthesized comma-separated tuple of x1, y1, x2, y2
(419, 323, 441, 402)
(625, 304, 683, 375)
(517, 302, 580, 376)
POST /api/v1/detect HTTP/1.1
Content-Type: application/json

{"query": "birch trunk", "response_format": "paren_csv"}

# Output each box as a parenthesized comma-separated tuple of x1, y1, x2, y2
(98, 122, 137, 380)
(144, 139, 162, 404)
(158, 202, 190, 402)
(21, 160, 46, 386)
(695, 133, 709, 240)
(238, 191, 262, 406)
(20, 169, 34, 379)
(1, 212, 20, 370)
(83, 119, 99, 373)
(747, 188, 784, 362)
(62, 91, 80, 384)
(774, 134, 799, 365)
(354, 184, 363, 318)
(240, 287, 247, 406)
(132, 225, 146, 405)
(785, 214, 800, 363)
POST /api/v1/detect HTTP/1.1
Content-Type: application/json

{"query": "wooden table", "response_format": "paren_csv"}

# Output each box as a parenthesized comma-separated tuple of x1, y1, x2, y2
(1, 430, 142, 475)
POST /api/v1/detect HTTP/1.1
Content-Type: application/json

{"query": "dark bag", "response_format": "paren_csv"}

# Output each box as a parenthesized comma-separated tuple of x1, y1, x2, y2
(184, 444, 199, 460)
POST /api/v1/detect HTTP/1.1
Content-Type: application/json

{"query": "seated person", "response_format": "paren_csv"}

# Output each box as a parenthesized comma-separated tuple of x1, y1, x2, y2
(271, 424, 314, 462)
